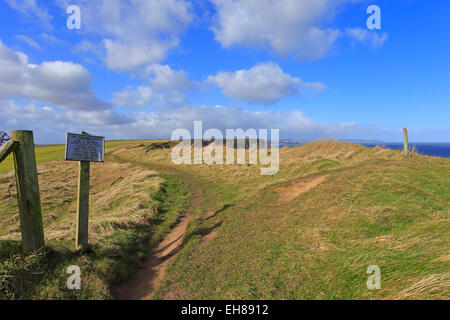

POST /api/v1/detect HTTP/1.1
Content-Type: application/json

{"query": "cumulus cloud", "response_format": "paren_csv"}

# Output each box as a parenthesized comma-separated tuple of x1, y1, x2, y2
(113, 86, 155, 109)
(0, 100, 129, 144)
(113, 64, 194, 108)
(0, 98, 419, 145)
(210, 0, 347, 60)
(1, 1, 399, 144)
(102, 39, 177, 72)
(0, 40, 110, 111)
(210, 0, 386, 60)
(145, 64, 193, 91)
(57, 0, 194, 72)
(107, 106, 405, 143)
(207, 62, 324, 104)
(0, 100, 128, 126)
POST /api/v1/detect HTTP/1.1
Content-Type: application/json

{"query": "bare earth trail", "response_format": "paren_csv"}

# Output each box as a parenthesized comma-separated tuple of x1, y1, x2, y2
(275, 174, 330, 203)
(110, 149, 330, 300)
(114, 213, 193, 300)
(114, 169, 330, 299)
(114, 180, 202, 300)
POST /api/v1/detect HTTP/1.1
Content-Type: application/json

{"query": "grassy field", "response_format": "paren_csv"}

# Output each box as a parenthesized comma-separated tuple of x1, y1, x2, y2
(110, 140, 449, 300)
(0, 140, 149, 174)
(0, 140, 191, 299)
(0, 140, 448, 299)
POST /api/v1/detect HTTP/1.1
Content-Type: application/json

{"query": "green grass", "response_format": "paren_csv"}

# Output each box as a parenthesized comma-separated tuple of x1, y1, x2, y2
(0, 159, 191, 299)
(1, 140, 448, 300)
(0, 140, 152, 174)
(0, 144, 64, 174)
(147, 143, 449, 300)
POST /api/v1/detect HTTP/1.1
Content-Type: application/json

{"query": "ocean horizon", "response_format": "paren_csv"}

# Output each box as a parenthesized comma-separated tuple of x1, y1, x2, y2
(279, 141, 450, 158)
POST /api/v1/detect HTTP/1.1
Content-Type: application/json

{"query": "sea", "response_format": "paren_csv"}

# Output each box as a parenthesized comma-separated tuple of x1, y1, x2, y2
(279, 141, 450, 158)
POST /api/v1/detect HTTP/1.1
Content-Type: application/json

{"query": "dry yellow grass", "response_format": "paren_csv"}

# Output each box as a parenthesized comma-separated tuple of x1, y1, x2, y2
(117, 140, 447, 300)
(0, 159, 162, 244)
(393, 273, 450, 300)
(0, 141, 195, 299)
(1, 140, 448, 300)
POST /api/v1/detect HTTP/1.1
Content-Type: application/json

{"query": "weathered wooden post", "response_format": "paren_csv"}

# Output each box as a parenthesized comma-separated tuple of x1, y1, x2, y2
(76, 159, 90, 251)
(65, 132, 104, 251)
(11, 130, 45, 252)
(403, 128, 409, 156)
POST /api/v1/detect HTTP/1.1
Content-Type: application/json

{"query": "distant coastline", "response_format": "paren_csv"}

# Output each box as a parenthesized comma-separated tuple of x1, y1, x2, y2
(33, 139, 450, 158)
(279, 140, 450, 158)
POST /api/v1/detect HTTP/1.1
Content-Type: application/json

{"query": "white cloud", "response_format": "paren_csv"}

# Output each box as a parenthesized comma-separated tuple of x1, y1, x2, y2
(207, 62, 324, 104)
(113, 86, 155, 109)
(346, 27, 388, 48)
(145, 64, 193, 91)
(74, 40, 103, 58)
(58, 0, 194, 72)
(1, 1, 401, 144)
(68, 105, 395, 143)
(113, 64, 194, 108)
(210, 0, 347, 60)
(0, 40, 110, 111)
(3, 99, 440, 145)
(0, 100, 128, 126)
(102, 39, 177, 72)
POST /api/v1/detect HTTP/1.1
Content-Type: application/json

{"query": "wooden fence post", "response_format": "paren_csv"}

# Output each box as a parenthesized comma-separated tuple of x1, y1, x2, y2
(403, 128, 409, 156)
(76, 159, 90, 251)
(11, 130, 45, 252)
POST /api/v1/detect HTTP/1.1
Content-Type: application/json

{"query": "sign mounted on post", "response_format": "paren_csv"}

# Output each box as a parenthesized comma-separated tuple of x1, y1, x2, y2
(65, 133, 105, 162)
(65, 131, 105, 251)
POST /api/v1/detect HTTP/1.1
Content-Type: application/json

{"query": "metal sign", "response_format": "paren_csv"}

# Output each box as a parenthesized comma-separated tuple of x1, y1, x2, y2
(65, 133, 105, 162)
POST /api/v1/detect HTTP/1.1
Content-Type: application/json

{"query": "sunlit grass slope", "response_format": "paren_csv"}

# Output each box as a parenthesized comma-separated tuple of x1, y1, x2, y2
(0, 140, 448, 300)
(109, 140, 449, 300)
(0, 140, 190, 299)
(0, 140, 150, 174)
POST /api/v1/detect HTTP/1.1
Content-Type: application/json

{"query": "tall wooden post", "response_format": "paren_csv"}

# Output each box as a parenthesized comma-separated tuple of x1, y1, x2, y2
(11, 130, 45, 252)
(403, 128, 409, 156)
(66, 131, 104, 251)
(76, 160, 90, 251)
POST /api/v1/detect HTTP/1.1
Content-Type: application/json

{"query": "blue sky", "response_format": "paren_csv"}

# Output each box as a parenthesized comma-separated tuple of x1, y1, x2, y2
(0, 0, 449, 144)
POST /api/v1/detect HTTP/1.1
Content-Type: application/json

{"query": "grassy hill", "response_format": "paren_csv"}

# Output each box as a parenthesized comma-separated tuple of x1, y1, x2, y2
(0, 140, 191, 299)
(0, 140, 448, 299)
(0, 140, 139, 174)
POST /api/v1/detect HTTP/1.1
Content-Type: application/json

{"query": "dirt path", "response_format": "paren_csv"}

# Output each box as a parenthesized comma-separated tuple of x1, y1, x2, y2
(114, 175, 202, 300)
(114, 213, 193, 300)
(275, 174, 330, 203)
